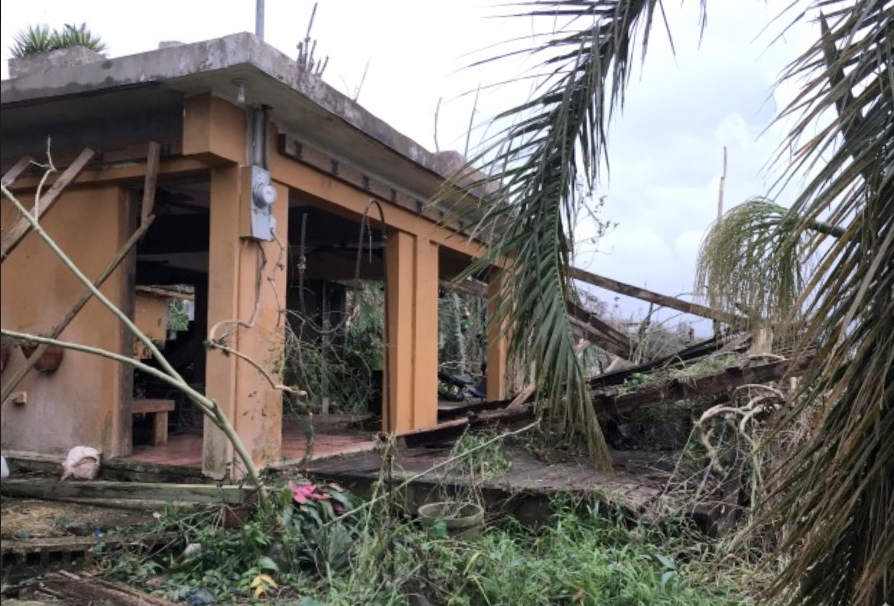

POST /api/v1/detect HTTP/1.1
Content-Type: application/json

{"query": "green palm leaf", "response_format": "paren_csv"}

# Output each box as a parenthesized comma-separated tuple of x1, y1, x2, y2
(445, 0, 691, 468)
(753, 3, 892, 606)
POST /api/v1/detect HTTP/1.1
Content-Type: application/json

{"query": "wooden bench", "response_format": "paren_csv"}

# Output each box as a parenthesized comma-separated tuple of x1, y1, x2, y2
(132, 399, 175, 446)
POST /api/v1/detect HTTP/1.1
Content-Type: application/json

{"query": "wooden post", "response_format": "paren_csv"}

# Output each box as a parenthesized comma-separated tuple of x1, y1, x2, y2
(486, 270, 508, 401)
(412, 236, 439, 428)
(203, 166, 288, 479)
(383, 231, 438, 433)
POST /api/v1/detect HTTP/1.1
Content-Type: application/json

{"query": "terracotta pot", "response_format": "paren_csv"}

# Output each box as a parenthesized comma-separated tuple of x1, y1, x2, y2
(20, 344, 65, 373)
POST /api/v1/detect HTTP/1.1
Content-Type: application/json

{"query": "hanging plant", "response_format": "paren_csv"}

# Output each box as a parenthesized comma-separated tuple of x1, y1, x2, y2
(20, 342, 65, 373)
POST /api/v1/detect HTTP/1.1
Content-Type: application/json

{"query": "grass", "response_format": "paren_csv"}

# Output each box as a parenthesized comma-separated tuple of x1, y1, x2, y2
(97, 474, 754, 606)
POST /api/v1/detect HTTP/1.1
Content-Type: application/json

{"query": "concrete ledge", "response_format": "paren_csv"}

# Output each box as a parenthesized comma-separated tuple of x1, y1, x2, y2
(1, 33, 457, 189)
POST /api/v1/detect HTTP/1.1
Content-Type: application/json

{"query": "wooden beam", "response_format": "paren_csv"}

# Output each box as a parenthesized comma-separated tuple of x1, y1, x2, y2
(1, 148, 96, 262)
(1, 155, 34, 188)
(592, 355, 812, 415)
(0, 478, 252, 504)
(588, 335, 728, 390)
(570, 266, 741, 324)
(566, 303, 630, 357)
(141, 142, 161, 226)
(438, 398, 513, 421)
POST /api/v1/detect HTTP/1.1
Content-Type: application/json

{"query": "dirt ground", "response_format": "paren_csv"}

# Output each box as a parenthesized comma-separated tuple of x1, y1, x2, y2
(1, 497, 157, 540)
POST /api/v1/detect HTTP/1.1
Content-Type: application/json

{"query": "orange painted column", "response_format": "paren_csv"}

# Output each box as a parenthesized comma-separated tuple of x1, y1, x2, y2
(383, 231, 439, 433)
(203, 166, 288, 479)
(486, 270, 509, 401)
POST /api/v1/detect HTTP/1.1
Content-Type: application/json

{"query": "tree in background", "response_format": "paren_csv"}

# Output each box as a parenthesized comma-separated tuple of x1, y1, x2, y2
(459, 2, 891, 605)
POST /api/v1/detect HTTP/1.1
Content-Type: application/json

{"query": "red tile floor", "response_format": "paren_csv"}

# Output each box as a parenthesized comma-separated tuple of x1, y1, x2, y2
(122, 415, 377, 469)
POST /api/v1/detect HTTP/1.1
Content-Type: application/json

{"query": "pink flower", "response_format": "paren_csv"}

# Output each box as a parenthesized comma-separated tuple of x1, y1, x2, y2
(289, 481, 316, 504)
(288, 481, 330, 504)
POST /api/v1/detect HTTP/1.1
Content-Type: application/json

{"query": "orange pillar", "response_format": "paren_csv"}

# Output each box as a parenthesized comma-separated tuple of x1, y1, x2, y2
(203, 166, 288, 479)
(486, 270, 508, 401)
(383, 231, 439, 433)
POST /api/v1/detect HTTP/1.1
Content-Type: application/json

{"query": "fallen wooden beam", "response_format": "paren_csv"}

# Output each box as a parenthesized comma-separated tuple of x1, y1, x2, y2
(439, 398, 512, 421)
(40, 571, 179, 606)
(588, 334, 744, 390)
(566, 304, 630, 356)
(1, 148, 96, 262)
(593, 355, 812, 415)
(0, 479, 253, 505)
(570, 266, 742, 324)
(398, 418, 471, 448)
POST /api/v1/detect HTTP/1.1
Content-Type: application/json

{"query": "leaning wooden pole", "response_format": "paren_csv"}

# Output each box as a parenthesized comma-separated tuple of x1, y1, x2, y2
(1, 148, 95, 262)
(0, 216, 155, 403)
(2, 144, 160, 404)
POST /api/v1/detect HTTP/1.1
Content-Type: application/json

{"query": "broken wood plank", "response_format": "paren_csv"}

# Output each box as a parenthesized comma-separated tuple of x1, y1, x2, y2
(566, 304, 630, 356)
(438, 398, 512, 421)
(593, 355, 813, 415)
(570, 265, 742, 324)
(587, 334, 748, 390)
(1, 155, 34, 188)
(0, 479, 253, 505)
(399, 418, 471, 448)
(40, 571, 179, 606)
(1, 148, 96, 262)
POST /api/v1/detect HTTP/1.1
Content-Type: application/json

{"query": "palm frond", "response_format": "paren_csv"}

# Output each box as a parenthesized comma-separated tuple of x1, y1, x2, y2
(445, 0, 690, 468)
(695, 197, 808, 331)
(759, 2, 893, 605)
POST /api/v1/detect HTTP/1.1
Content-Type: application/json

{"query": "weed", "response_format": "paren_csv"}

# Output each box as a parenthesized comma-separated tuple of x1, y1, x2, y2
(98, 480, 753, 606)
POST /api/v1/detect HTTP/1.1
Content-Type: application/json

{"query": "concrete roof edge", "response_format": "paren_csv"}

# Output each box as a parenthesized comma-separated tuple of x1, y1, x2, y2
(0, 33, 461, 184)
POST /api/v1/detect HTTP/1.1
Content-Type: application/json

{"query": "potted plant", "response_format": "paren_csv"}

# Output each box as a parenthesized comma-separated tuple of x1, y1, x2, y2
(20, 341, 65, 373)
(8, 23, 107, 79)
(418, 501, 485, 539)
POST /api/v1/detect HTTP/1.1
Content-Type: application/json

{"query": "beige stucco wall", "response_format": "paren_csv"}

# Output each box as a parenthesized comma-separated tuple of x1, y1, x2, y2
(1, 183, 129, 458)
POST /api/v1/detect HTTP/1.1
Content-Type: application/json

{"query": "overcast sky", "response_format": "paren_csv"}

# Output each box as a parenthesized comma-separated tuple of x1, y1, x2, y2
(0, 1, 816, 330)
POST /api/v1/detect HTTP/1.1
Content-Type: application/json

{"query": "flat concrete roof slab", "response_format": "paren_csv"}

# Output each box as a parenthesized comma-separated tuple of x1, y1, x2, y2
(1, 33, 463, 202)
